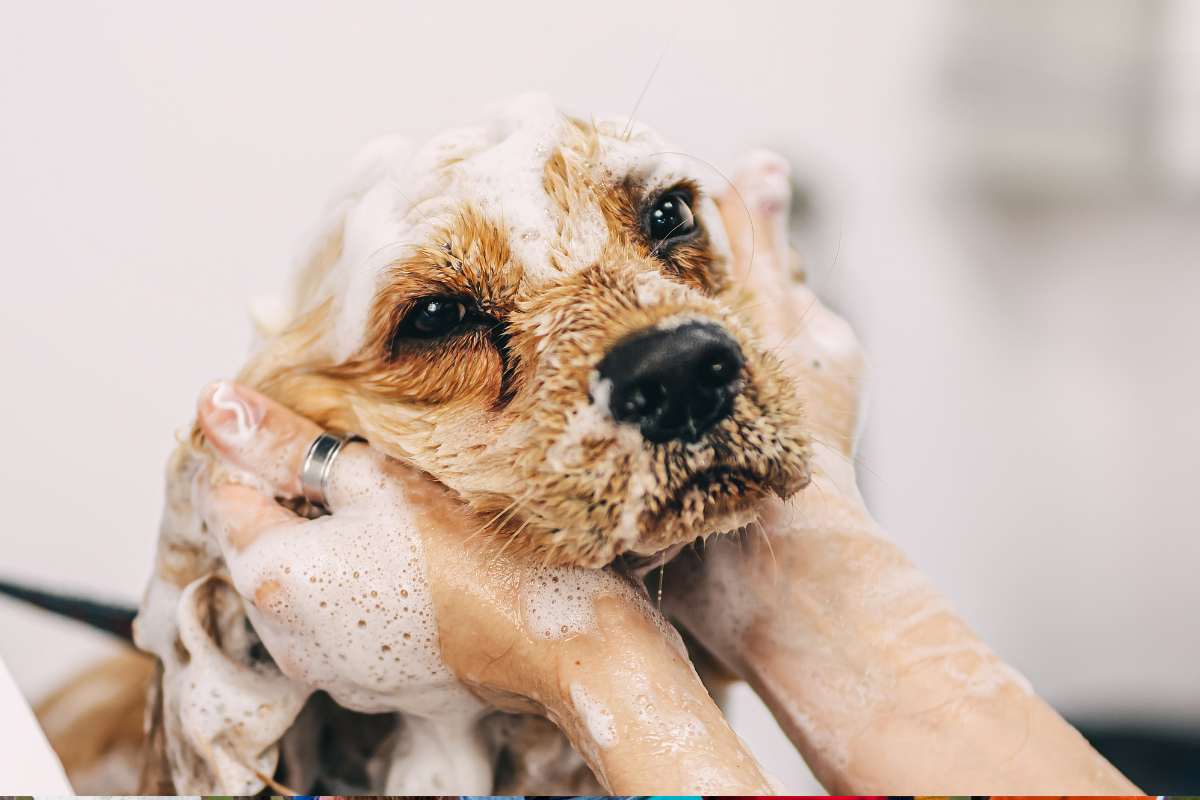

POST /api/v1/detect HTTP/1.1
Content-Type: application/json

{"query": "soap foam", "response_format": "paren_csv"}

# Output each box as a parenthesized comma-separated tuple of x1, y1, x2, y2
(222, 455, 484, 721)
(520, 563, 644, 640)
(569, 682, 617, 748)
(303, 93, 720, 367)
(172, 575, 312, 794)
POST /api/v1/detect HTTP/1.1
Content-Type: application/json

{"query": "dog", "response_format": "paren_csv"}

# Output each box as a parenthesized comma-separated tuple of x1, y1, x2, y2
(13, 93, 811, 794)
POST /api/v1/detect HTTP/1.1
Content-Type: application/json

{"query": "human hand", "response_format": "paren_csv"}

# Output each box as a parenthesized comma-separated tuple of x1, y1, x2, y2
(720, 151, 867, 474)
(663, 153, 1137, 793)
(194, 381, 774, 794)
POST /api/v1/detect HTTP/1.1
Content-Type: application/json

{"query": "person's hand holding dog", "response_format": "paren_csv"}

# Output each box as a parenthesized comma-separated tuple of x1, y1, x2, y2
(195, 380, 775, 794)
(661, 153, 1138, 794)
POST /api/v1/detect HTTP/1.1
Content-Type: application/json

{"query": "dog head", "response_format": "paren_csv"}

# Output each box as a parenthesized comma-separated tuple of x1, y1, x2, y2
(241, 94, 809, 567)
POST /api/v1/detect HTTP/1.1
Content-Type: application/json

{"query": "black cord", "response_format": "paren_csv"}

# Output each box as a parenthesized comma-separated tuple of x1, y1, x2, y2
(0, 577, 136, 641)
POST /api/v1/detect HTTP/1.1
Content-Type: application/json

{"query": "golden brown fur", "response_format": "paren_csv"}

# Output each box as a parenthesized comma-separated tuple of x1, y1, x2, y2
(46, 102, 812, 794)
(235, 117, 809, 567)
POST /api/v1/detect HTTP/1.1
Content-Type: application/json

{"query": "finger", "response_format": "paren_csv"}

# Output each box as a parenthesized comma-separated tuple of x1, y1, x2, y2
(315, 438, 391, 513)
(717, 150, 793, 287)
(197, 381, 387, 511)
(198, 479, 299, 554)
(716, 181, 753, 273)
(716, 156, 866, 454)
(197, 381, 323, 496)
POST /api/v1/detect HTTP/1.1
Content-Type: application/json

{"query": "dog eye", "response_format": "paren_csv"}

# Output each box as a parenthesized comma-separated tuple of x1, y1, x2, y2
(399, 296, 469, 338)
(646, 189, 697, 244)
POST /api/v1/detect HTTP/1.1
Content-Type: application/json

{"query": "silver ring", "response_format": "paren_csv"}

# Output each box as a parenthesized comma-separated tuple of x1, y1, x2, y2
(300, 432, 350, 509)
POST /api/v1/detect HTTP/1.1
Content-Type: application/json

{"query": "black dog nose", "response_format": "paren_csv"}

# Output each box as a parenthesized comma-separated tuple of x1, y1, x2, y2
(596, 322, 744, 443)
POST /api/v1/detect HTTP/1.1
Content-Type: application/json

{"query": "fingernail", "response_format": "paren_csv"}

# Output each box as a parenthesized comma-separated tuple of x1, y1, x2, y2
(200, 381, 264, 441)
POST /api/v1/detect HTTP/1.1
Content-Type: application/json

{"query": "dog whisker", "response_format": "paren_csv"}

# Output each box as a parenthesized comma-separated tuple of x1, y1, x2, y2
(807, 434, 885, 485)
(490, 515, 536, 567)
(462, 504, 519, 548)
(460, 493, 537, 563)
(753, 518, 780, 584)
(480, 490, 534, 534)
(622, 50, 667, 141)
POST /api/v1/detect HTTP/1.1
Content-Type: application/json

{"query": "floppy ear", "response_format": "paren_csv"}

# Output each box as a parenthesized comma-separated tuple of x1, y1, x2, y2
(249, 135, 414, 341)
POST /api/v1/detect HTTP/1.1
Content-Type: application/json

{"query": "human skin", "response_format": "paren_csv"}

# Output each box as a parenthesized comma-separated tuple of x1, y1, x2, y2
(660, 153, 1140, 794)
(195, 151, 1137, 794)
(197, 383, 773, 794)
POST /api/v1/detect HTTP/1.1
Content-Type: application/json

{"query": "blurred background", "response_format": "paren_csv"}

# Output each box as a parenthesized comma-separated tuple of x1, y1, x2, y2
(1, 0, 1197, 792)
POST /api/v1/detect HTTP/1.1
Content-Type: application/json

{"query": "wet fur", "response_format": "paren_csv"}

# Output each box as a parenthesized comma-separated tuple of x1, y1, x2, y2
(236, 114, 809, 567)
(51, 99, 811, 793)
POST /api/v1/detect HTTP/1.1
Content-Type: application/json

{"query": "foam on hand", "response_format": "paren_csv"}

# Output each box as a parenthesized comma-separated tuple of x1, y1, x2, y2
(139, 445, 492, 793)
(569, 682, 618, 748)
(520, 563, 648, 640)
(221, 453, 492, 790)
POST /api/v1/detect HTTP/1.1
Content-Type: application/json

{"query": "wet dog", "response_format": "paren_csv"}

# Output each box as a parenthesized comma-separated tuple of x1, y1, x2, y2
(24, 94, 811, 794)
(234, 93, 809, 567)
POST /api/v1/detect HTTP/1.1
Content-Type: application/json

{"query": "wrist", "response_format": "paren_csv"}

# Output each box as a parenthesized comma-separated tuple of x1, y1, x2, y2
(534, 591, 688, 717)
(544, 595, 771, 793)
(436, 568, 681, 716)
(667, 487, 907, 684)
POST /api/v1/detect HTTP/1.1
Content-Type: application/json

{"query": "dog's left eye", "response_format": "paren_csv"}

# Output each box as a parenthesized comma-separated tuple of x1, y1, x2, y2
(399, 296, 469, 339)
(646, 189, 697, 244)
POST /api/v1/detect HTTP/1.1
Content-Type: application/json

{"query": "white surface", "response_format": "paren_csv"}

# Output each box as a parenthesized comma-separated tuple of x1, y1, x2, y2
(0, 654, 73, 793)
(0, 1, 1197, 793)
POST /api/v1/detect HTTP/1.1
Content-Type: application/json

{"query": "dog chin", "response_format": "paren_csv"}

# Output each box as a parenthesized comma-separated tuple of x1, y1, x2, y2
(617, 502, 761, 577)
(621, 465, 808, 568)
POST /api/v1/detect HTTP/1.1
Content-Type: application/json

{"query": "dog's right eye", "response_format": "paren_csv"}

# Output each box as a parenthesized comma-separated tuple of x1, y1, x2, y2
(398, 296, 469, 339)
(645, 188, 697, 245)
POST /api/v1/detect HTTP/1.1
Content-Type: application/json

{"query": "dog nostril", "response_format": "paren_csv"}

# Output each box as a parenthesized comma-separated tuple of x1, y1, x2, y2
(596, 322, 744, 443)
(689, 388, 724, 427)
(696, 346, 742, 389)
(613, 381, 667, 422)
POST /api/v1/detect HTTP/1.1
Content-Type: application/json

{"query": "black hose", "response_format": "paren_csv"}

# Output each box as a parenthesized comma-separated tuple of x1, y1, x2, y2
(0, 577, 137, 641)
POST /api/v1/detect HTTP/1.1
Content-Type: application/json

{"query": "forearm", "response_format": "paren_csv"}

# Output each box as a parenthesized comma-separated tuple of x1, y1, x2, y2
(669, 460, 1137, 794)
(702, 154, 1134, 792)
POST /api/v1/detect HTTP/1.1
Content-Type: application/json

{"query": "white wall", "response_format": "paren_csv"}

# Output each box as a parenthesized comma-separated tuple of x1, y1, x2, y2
(0, 1, 1196, 791)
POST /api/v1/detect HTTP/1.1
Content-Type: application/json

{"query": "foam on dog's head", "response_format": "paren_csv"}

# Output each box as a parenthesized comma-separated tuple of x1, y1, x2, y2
(241, 93, 809, 566)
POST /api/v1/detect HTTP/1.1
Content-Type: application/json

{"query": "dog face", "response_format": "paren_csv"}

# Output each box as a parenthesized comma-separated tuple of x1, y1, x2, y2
(243, 94, 809, 567)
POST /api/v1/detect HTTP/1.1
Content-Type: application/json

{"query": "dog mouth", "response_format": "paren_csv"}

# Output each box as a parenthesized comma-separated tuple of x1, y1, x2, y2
(665, 465, 764, 509)
(627, 465, 783, 560)
(616, 466, 786, 571)
(616, 542, 689, 575)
